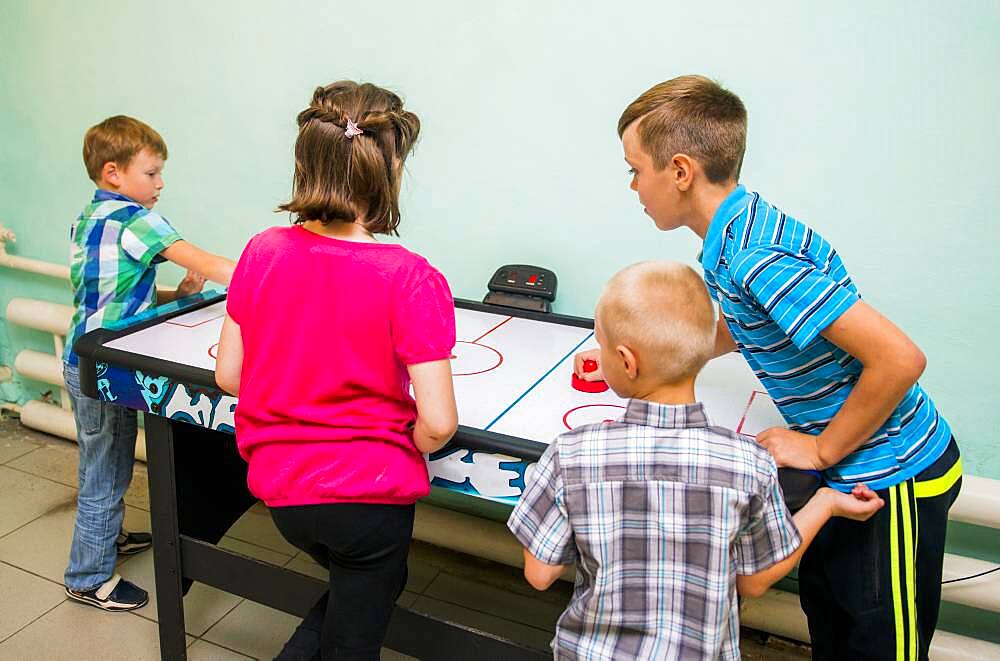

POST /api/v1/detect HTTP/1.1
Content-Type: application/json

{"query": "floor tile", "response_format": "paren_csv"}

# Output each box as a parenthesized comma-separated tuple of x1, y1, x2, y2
(408, 540, 548, 597)
(226, 503, 299, 556)
(410, 540, 572, 606)
(6, 435, 151, 513)
(118, 549, 244, 636)
(124, 461, 150, 511)
(0, 465, 77, 538)
(202, 599, 301, 660)
(0, 420, 46, 464)
(0, 503, 149, 583)
(7, 439, 79, 488)
(0, 501, 74, 584)
(409, 594, 554, 651)
(186, 638, 254, 660)
(284, 552, 327, 581)
(397, 590, 419, 609)
(200, 598, 422, 661)
(423, 571, 566, 631)
(219, 535, 293, 566)
(404, 551, 440, 594)
(0, 561, 66, 642)
(123, 505, 153, 537)
(0, 601, 162, 661)
(741, 631, 813, 660)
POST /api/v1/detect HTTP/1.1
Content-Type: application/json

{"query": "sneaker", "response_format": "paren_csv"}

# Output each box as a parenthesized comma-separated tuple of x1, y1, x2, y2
(65, 574, 149, 611)
(116, 529, 152, 556)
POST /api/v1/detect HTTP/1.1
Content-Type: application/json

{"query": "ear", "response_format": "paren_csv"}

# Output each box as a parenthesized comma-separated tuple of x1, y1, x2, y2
(616, 344, 639, 380)
(671, 153, 696, 192)
(101, 161, 121, 186)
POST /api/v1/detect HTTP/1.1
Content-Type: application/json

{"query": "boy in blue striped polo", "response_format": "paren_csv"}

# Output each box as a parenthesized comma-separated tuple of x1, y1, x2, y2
(574, 76, 962, 660)
(63, 115, 236, 611)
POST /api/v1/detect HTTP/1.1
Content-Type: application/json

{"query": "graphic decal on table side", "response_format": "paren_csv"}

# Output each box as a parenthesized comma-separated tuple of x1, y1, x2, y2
(133, 370, 237, 432)
(92, 362, 237, 434)
(135, 372, 172, 410)
(427, 448, 536, 504)
(162, 382, 237, 432)
(95, 362, 116, 402)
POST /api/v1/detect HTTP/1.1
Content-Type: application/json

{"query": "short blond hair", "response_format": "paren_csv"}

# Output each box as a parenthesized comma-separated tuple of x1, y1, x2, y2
(596, 261, 716, 383)
(618, 75, 746, 184)
(83, 115, 168, 183)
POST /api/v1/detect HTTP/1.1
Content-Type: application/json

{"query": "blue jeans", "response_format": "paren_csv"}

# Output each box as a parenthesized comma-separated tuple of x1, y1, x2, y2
(63, 363, 138, 591)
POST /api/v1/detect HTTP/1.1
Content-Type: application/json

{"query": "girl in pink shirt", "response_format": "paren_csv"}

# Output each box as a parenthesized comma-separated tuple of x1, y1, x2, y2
(215, 81, 458, 661)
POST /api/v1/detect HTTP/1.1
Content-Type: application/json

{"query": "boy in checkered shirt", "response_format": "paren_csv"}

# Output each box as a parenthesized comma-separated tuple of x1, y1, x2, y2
(63, 116, 235, 611)
(508, 261, 883, 660)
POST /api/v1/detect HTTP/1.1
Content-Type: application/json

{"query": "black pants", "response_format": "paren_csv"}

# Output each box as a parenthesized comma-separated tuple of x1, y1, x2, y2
(799, 437, 962, 661)
(269, 502, 415, 661)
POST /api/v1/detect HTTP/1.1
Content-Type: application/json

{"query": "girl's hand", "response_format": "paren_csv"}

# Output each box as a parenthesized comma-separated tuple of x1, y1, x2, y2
(176, 270, 206, 298)
(756, 427, 825, 471)
(573, 348, 603, 381)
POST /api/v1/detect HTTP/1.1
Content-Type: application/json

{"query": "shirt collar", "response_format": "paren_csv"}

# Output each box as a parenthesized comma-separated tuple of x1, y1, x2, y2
(93, 189, 139, 204)
(699, 184, 750, 271)
(622, 399, 712, 430)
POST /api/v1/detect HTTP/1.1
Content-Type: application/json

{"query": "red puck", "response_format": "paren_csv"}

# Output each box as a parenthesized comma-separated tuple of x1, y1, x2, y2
(572, 372, 609, 393)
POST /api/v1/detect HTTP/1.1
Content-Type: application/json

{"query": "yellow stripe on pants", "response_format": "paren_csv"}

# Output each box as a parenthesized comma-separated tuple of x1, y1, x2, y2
(913, 457, 962, 499)
(900, 481, 917, 661)
(890, 485, 905, 661)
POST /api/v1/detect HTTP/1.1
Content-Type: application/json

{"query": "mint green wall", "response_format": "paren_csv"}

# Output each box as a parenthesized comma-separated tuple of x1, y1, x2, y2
(1, 1, 998, 481)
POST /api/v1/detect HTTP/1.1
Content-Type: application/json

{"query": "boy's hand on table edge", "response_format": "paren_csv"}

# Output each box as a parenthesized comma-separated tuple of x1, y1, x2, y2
(176, 270, 206, 298)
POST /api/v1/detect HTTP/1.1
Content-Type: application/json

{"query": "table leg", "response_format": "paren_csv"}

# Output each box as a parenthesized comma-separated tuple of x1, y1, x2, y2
(144, 414, 187, 661)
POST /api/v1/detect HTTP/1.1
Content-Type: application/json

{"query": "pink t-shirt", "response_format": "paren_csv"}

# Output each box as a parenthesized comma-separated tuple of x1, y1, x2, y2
(226, 225, 455, 507)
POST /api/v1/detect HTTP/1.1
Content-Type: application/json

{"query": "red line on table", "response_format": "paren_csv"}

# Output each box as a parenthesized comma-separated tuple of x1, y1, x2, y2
(471, 316, 513, 344)
(735, 390, 767, 437)
(165, 313, 225, 328)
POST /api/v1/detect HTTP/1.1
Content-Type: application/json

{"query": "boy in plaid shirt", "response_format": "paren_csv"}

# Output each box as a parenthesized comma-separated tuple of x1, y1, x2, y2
(508, 262, 883, 660)
(63, 115, 235, 611)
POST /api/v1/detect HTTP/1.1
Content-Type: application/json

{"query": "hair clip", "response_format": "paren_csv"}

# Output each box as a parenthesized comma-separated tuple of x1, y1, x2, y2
(344, 117, 364, 139)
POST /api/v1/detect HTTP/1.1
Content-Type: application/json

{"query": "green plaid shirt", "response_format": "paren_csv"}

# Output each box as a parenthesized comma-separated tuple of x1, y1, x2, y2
(64, 190, 182, 366)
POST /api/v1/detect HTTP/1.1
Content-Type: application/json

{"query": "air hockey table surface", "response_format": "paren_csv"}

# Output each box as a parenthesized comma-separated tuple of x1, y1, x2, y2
(78, 291, 802, 515)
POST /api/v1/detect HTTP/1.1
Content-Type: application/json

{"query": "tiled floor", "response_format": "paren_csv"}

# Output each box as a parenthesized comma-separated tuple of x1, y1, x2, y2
(0, 415, 809, 660)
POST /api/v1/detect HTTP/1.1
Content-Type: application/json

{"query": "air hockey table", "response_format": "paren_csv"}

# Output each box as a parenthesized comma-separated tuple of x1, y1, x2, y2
(75, 290, 817, 660)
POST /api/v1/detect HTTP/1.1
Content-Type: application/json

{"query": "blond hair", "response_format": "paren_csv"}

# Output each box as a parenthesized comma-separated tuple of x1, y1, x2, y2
(596, 261, 716, 383)
(278, 81, 420, 235)
(618, 75, 746, 184)
(83, 115, 168, 183)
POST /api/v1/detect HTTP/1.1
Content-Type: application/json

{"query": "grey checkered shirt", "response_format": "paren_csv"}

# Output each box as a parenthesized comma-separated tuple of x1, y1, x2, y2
(508, 400, 801, 660)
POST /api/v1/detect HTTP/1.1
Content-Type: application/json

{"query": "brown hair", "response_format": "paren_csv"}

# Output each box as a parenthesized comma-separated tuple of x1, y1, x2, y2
(596, 261, 716, 384)
(618, 75, 746, 184)
(278, 81, 420, 235)
(83, 115, 168, 183)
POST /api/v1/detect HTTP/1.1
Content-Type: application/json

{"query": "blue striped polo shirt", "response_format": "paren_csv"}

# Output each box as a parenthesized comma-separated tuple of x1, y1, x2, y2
(699, 185, 951, 491)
